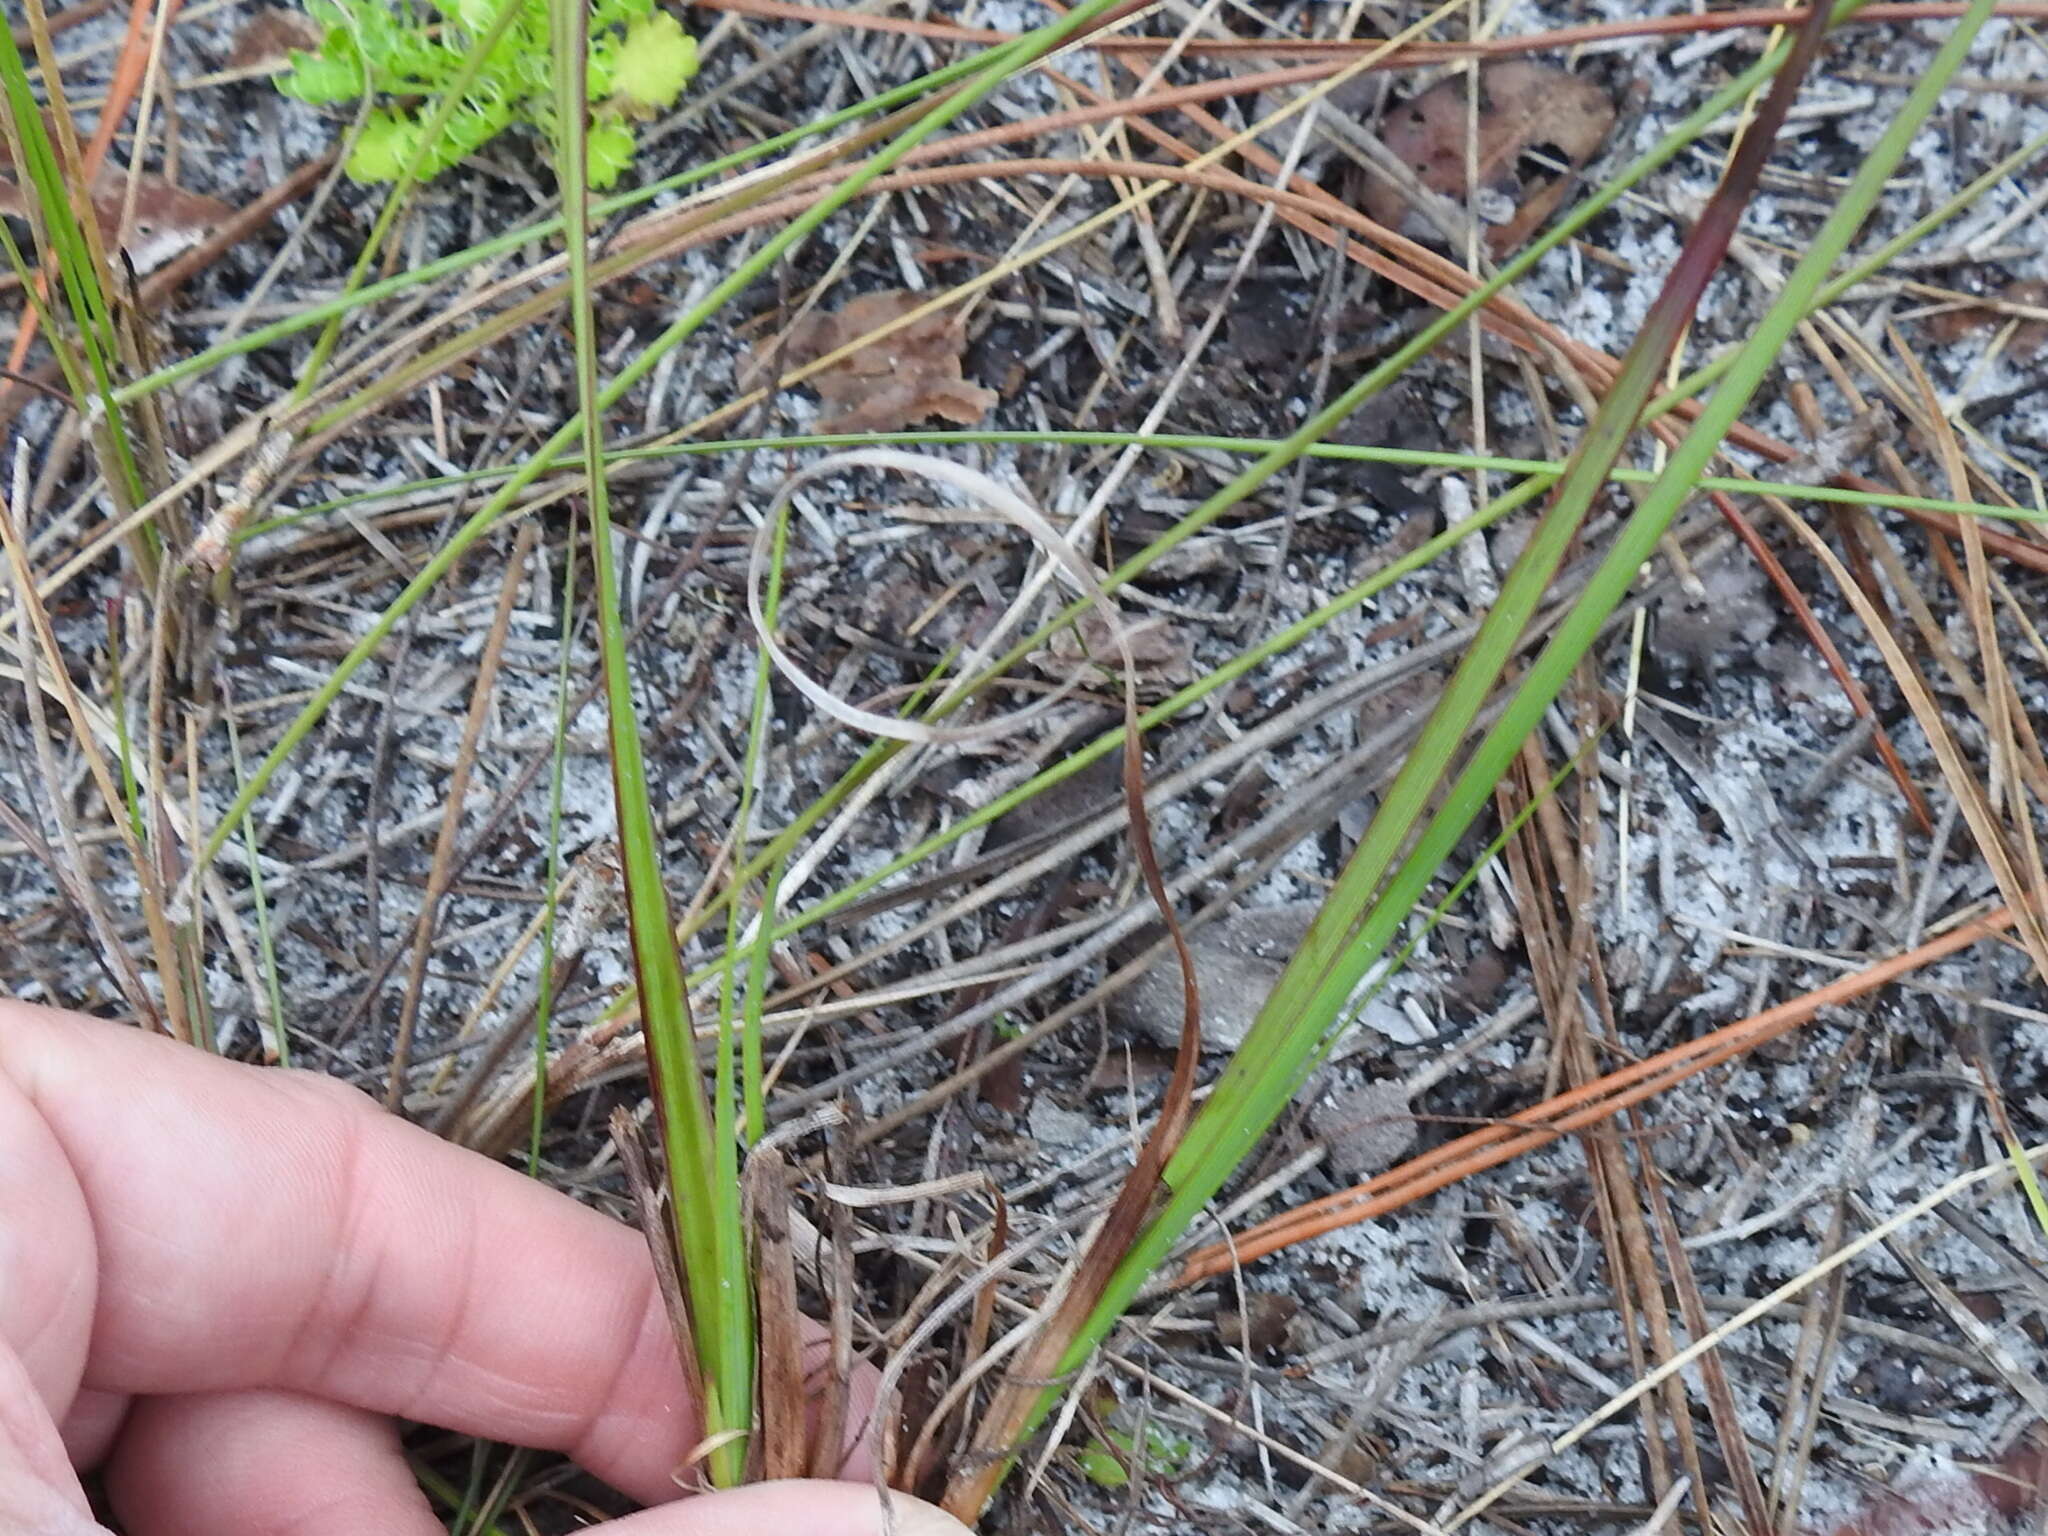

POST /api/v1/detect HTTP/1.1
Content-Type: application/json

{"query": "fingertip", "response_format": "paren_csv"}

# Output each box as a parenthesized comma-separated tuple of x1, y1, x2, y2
(0, 1337, 97, 1533)
(603, 1480, 975, 1536)
(107, 1389, 442, 1536)
(888, 1492, 978, 1536)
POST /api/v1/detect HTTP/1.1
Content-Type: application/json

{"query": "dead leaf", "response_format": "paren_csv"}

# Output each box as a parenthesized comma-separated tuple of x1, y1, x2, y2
(1084, 1041, 1178, 1094)
(1655, 550, 1776, 668)
(1214, 1291, 1300, 1355)
(1037, 611, 1194, 694)
(227, 7, 323, 71)
(1923, 279, 2048, 360)
(1311, 1077, 1416, 1181)
(1333, 1432, 1390, 1485)
(0, 167, 232, 275)
(1111, 902, 1314, 1053)
(745, 1146, 811, 1483)
(985, 737, 1122, 850)
(760, 289, 997, 433)
(1445, 942, 1509, 1019)
(1364, 60, 1615, 253)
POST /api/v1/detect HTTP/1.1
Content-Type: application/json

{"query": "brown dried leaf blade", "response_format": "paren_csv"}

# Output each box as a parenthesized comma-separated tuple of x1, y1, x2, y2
(746, 1145, 811, 1483)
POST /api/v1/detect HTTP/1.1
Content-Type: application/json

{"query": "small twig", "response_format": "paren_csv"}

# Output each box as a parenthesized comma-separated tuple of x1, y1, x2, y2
(385, 521, 537, 1110)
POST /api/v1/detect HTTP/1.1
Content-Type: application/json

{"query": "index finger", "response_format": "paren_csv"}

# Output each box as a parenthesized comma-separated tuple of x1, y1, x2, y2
(0, 1004, 737, 1505)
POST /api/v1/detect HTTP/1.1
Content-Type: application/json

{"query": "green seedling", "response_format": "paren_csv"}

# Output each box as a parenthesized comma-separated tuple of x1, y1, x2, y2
(278, 0, 698, 186)
(1077, 1421, 1194, 1489)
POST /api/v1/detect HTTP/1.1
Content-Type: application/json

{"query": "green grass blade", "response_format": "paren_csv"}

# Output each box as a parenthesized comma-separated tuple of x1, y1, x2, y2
(567, 471, 1545, 1036)
(1339, 729, 1602, 1044)
(741, 855, 781, 1146)
(1179, 10, 1838, 1172)
(2008, 1135, 2048, 1240)
(0, 20, 147, 511)
(729, 505, 790, 1146)
(1650, 116, 2048, 423)
(643, 1, 1867, 996)
(410, 1458, 515, 1536)
(622, 12, 1868, 1013)
(1062, 0, 1996, 1434)
(0, 211, 102, 429)
(546, 0, 751, 1487)
(249, 431, 2040, 546)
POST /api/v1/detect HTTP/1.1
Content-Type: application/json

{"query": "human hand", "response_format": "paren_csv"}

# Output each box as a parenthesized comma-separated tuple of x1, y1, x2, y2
(0, 1001, 967, 1534)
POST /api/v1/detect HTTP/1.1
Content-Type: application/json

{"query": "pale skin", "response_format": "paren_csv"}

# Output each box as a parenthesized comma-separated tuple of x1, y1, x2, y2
(0, 1001, 967, 1536)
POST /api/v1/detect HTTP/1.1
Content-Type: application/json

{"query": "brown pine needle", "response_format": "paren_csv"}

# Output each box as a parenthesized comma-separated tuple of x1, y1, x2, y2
(1175, 904, 2021, 1285)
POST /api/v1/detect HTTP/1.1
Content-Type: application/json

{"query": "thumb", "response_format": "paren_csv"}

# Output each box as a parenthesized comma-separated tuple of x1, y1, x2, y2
(0, 1349, 101, 1536)
(606, 1479, 973, 1536)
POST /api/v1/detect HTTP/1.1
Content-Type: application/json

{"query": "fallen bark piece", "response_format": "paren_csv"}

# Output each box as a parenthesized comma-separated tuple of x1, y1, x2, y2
(1312, 1077, 1416, 1181)
(1214, 1291, 1300, 1354)
(1037, 612, 1194, 695)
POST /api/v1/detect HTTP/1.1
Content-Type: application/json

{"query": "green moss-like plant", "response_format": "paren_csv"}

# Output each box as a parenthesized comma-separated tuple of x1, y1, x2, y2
(278, 0, 697, 187)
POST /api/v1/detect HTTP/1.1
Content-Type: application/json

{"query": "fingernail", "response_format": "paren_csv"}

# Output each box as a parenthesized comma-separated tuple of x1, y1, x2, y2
(884, 1493, 975, 1536)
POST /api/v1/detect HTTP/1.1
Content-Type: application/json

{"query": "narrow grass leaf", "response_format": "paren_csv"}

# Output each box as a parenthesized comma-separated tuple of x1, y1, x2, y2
(547, 0, 751, 1488)
(942, 0, 1979, 1509)
(1143, 0, 1997, 1397)
(0, 18, 147, 511)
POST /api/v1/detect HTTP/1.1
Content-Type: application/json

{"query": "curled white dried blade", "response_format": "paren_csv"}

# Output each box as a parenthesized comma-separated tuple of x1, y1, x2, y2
(747, 448, 1135, 745)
